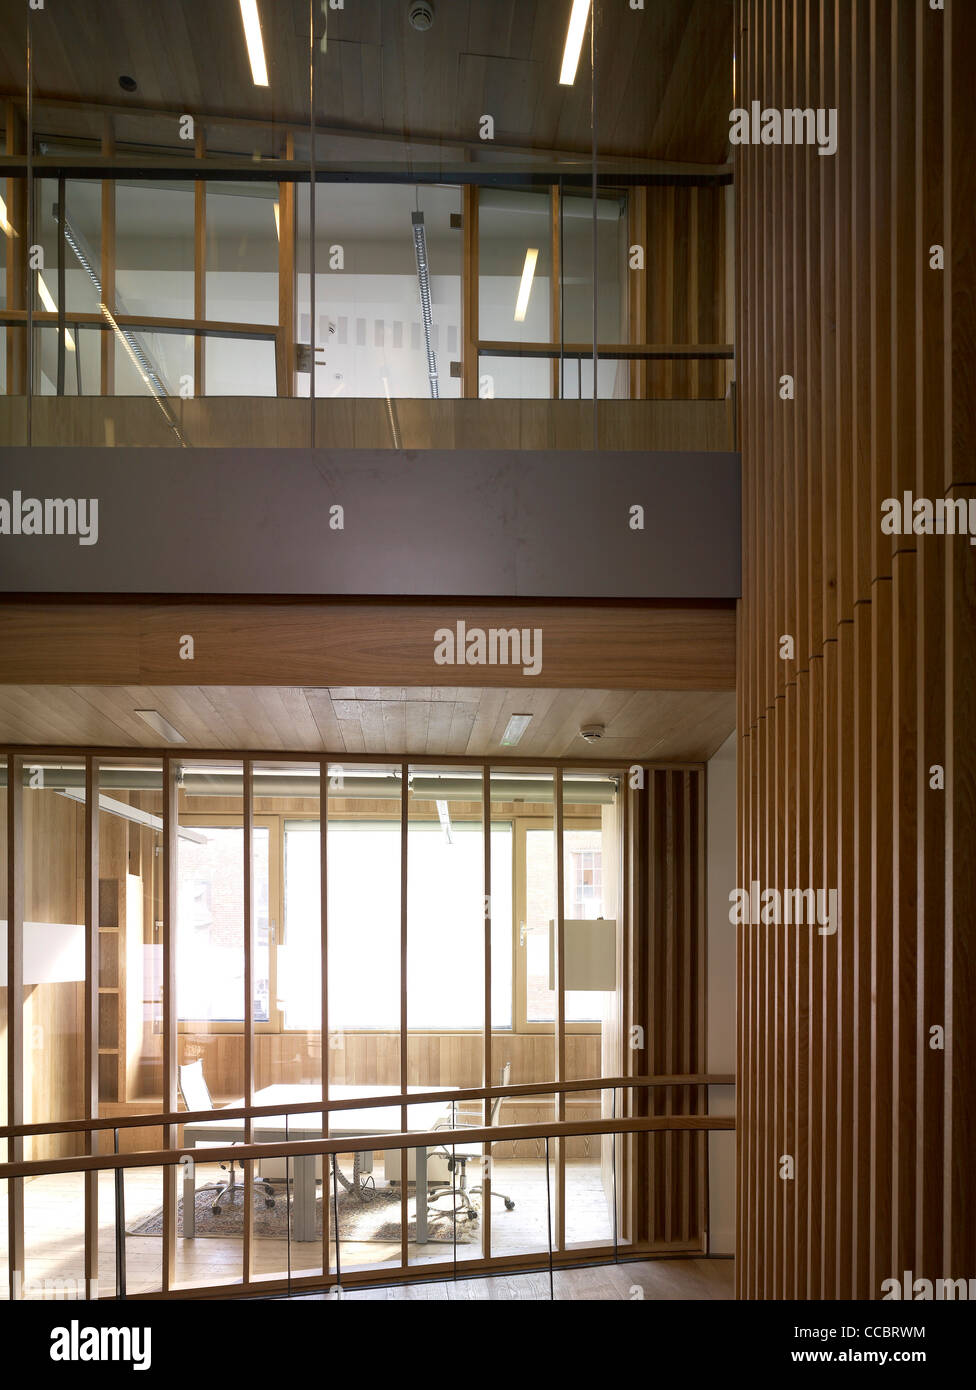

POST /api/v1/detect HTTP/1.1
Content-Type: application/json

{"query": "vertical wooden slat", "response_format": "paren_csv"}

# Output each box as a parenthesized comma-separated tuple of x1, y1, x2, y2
(944, 0, 976, 1285)
(83, 754, 99, 1297)
(7, 756, 24, 1299)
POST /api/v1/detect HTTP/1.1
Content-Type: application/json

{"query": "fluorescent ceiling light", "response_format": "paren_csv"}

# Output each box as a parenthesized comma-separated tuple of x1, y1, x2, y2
(559, 0, 591, 85)
(134, 709, 187, 743)
(238, 0, 269, 87)
(37, 273, 75, 350)
(501, 714, 533, 747)
(514, 248, 539, 323)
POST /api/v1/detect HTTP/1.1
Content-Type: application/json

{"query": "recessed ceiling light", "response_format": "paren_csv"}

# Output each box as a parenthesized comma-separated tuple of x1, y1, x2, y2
(118, 75, 137, 93)
(134, 709, 186, 744)
(501, 714, 533, 747)
(559, 0, 591, 86)
(514, 248, 539, 322)
(238, 0, 269, 87)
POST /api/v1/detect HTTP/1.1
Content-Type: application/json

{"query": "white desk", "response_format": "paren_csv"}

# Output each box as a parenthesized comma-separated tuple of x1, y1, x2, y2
(181, 1084, 452, 1242)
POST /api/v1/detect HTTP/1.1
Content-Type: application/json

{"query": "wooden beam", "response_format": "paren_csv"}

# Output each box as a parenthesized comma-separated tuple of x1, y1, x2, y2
(0, 601, 737, 691)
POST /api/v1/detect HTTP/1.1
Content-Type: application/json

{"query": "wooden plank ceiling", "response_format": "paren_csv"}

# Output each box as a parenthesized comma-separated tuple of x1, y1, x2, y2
(0, 0, 733, 163)
(0, 684, 735, 760)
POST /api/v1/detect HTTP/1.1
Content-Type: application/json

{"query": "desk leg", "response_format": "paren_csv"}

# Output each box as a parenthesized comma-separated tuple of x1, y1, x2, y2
(415, 1147, 427, 1246)
(182, 1153, 195, 1239)
(294, 1155, 316, 1242)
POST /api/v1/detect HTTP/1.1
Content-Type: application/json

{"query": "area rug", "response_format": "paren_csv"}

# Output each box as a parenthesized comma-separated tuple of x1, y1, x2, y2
(127, 1183, 477, 1244)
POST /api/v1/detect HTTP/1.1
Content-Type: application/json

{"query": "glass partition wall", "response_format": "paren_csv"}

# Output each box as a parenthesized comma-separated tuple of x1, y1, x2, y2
(0, 751, 686, 1297)
(0, 0, 732, 447)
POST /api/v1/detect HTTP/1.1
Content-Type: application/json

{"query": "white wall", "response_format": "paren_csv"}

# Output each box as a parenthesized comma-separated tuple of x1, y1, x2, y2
(706, 731, 737, 1256)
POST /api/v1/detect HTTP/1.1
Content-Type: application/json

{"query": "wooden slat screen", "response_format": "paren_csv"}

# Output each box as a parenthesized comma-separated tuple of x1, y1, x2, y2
(735, 0, 976, 1299)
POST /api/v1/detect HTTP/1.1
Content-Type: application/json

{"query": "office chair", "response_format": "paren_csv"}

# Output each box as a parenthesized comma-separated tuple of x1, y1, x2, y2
(426, 1062, 516, 1223)
(178, 1058, 276, 1216)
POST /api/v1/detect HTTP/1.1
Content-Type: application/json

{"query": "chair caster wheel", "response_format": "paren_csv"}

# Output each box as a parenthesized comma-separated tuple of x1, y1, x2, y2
(504, 1199, 515, 1210)
(212, 1206, 222, 1215)
(265, 1199, 275, 1209)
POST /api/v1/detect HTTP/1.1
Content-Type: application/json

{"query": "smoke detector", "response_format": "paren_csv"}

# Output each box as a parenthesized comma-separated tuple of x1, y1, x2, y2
(579, 724, 605, 744)
(408, 2, 434, 30)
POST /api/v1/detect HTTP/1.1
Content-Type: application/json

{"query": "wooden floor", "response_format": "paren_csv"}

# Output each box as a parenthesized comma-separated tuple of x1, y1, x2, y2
(3, 1159, 713, 1298)
(295, 1259, 735, 1300)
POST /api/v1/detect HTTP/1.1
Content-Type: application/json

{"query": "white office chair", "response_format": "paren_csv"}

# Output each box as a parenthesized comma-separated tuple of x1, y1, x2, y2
(426, 1062, 516, 1223)
(178, 1058, 276, 1216)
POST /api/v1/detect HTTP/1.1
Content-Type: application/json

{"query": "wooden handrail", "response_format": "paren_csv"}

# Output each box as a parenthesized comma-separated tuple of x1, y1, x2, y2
(0, 1112, 734, 1182)
(0, 1072, 734, 1142)
(478, 340, 735, 360)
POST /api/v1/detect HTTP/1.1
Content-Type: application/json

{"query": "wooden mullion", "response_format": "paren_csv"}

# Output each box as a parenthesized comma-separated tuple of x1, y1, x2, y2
(7, 755, 24, 1299)
(276, 130, 296, 398)
(194, 125, 206, 398)
(554, 767, 565, 1252)
(461, 185, 479, 398)
(99, 117, 115, 396)
(161, 755, 179, 1292)
(399, 763, 408, 1271)
(481, 762, 492, 1258)
(321, 756, 330, 1279)
(550, 184, 562, 400)
(242, 759, 254, 1284)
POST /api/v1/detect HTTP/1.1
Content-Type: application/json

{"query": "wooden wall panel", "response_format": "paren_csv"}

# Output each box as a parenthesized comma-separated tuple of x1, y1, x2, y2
(735, 0, 976, 1299)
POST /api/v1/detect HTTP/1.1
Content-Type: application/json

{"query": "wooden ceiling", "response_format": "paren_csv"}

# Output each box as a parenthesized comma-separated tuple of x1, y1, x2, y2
(0, 684, 735, 761)
(0, 0, 734, 163)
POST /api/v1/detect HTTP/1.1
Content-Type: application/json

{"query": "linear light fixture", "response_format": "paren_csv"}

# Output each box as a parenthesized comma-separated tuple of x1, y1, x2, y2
(57, 788, 208, 844)
(411, 211, 439, 398)
(514, 248, 539, 323)
(239, 0, 269, 87)
(134, 709, 187, 743)
(559, 0, 591, 86)
(36, 273, 75, 351)
(273, 200, 281, 239)
(501, 713, 533, 747)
